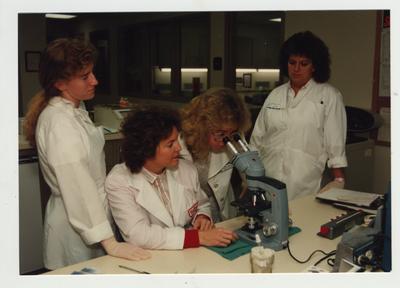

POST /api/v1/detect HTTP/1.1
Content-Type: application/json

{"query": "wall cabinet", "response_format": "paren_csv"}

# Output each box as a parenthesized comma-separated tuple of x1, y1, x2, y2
(181, 17, 209, 67)
(150, 23, 178, 68)
(234, 12, 283, 68)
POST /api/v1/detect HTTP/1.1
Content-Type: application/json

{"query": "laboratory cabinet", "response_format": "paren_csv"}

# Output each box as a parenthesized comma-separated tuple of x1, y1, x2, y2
(320, 139, 375, 194)
(180, 16, 209, 68)
(234, 12, 283, 69)
(19, 153, 44, 274)
(344, 139, 375, 193)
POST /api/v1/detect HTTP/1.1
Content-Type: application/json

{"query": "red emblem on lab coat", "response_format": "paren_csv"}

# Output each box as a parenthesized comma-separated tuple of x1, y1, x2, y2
(187, 201, 199, 218)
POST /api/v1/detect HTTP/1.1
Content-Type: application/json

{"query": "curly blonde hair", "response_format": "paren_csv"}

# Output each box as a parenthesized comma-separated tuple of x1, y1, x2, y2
(180, 87, 251, 161)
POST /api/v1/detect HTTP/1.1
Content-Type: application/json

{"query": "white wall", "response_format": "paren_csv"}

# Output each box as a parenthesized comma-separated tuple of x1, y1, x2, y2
(285, 10, 376, 109)
(285, 10, 390, 194)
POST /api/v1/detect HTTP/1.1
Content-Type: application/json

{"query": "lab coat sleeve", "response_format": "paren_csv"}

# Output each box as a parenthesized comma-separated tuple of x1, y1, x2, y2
(105, 168, 185, 250)
(46, 119, 113, 245)
(323, 87, 348, 168)
(249, 100, 268, 155)
(192, 165, 212, 222)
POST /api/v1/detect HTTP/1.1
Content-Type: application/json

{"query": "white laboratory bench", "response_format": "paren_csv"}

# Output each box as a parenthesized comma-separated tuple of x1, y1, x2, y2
(45, 195, 345, 275)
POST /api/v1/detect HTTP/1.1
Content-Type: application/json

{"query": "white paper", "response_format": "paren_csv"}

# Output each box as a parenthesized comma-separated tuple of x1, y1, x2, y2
(316, 188, 382, 208)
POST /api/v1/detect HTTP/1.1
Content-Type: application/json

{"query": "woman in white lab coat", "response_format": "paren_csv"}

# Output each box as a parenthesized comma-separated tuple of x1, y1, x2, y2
(23, 38, 150, 270)
(180, 88, 252, 222)
(105, 106, 237, 249)
(250, 31, 348, 201)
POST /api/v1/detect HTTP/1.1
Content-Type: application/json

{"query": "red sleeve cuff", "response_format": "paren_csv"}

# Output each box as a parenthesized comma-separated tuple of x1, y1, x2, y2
(183, 229, 200, 248)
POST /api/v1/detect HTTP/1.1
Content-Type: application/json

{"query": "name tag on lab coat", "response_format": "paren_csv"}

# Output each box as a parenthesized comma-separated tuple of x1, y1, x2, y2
(265, 103, 284, 110)
(187, 201, 199, 217)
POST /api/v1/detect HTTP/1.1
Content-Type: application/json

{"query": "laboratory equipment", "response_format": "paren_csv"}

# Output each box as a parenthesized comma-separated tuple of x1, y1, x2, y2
(93, 105, 132, 132)
(250, 236, 275, 273)
(225, 134, 289, 251)
(317, 210, 366, 240)
(332, 203, 386, 272)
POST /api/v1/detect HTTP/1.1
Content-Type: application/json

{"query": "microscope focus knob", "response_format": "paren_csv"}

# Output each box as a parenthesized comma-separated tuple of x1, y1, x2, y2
(357, 255, 370, 266)
(262, 223, 278, 237)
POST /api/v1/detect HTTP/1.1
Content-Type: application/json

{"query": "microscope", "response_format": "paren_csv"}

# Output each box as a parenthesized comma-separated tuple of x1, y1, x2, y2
(224, 134, 289, 251)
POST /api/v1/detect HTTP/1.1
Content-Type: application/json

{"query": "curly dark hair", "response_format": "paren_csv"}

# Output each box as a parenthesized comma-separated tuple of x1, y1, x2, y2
(121, 105, 181, 173)
(279, 31, 331, 83)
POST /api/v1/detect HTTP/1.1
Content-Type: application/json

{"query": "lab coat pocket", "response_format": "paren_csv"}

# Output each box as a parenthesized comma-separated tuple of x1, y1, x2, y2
(264, 104, 287, 131)
(309, 100, 325, 129)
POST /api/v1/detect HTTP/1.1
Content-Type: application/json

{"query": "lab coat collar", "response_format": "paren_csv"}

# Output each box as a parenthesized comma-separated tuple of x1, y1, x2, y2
(49, 97, 92, 124)
(48, 96, 75, 110)
(141, 167, 164, 184)
(131, 168, 181, 227)
(179, 133, 231, 179)
(208, 151, 231, 179)
(287, 78, 316, 108)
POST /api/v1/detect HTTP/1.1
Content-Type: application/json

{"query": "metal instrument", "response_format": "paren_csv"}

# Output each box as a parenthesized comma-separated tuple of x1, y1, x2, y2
(225, 134, 289, 251)
(332, 206, 385, 272)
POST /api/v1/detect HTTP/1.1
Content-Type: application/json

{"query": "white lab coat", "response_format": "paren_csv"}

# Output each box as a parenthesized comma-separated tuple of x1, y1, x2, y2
(105, 160, 211, 250)
(250, 79, 347, 200)
(36, 97, 113, 270)
(179, 136, 237, 221)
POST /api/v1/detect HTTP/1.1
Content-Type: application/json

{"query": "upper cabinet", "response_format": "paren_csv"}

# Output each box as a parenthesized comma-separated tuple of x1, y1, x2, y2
(234, 12, 284, 68)
(118, 25, 151, 97)
(150, 22, 178, 68)
(90, 30, 111, 93)
(180, 15, 209, 68)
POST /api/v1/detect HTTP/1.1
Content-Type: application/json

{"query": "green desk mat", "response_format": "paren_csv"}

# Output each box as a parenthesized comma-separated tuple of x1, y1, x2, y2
(206, 226, 301, 261)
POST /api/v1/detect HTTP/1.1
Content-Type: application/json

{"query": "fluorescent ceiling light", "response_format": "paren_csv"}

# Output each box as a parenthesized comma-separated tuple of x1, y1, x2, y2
(236, 68, 257, 73)
(269, 18, 282, 22)
(161, 68, 208, 73)
(181, 68, 208, 72)
(257, 69, 280, 73)
(45, 13, 77, 19)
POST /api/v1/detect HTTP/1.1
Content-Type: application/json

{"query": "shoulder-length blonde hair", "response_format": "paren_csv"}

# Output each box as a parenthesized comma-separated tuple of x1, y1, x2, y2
(180, 87, 251, 161)
(23, 38, 96, 146)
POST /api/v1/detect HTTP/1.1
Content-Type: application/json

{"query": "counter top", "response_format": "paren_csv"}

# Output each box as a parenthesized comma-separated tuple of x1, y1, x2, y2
(19, 134, 32, 151)
(19, 132, 124, 151)
(45, 195, 344, 274)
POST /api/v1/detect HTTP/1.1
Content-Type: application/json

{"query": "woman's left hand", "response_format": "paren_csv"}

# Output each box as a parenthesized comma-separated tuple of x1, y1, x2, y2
(193, 215, 214, 231)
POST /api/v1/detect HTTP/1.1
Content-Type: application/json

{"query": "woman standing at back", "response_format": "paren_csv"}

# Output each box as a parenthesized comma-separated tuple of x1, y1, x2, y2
(250, 31, 347, 201)
(23, 38, 150, 270)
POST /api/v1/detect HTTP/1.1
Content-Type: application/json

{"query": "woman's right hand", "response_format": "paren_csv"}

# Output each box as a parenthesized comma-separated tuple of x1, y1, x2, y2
(198, 228, 238, 247)
(101, 236, 151, 261)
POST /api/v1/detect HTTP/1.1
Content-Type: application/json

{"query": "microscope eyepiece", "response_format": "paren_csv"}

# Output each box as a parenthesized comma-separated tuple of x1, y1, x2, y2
(232, 133, 241, 142)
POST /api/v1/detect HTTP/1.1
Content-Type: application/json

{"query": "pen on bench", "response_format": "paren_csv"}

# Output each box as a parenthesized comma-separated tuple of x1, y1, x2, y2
(118, 264, 151, 274)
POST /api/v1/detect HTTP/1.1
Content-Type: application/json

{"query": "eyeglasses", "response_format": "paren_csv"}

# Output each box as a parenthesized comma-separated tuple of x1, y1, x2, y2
(211, 130, 238, 142)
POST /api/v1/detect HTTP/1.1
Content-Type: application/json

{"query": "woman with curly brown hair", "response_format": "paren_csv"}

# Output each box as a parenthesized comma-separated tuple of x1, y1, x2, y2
(105, 106, 237, 249)
(180, 87, 252, 222)
(251, 31, 347, 201)
(23, 38, 150, 270)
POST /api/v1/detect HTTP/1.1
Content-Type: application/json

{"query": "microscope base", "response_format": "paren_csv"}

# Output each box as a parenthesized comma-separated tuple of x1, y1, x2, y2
(236, 224, 287, 251)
